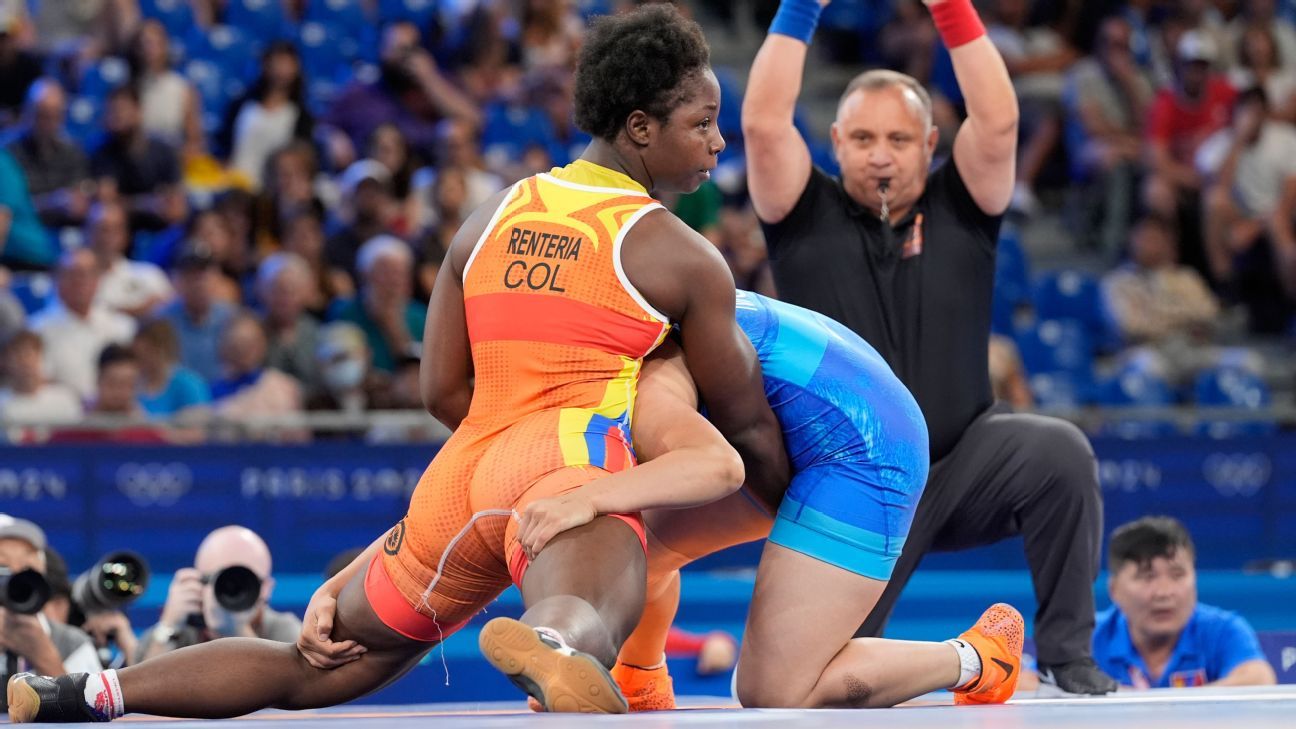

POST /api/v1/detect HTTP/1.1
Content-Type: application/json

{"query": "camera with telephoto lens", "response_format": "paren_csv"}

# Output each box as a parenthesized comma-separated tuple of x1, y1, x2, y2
(68, 551, 150, 625)
(185, 566, 262, 629)
(0, 566, 51, 615)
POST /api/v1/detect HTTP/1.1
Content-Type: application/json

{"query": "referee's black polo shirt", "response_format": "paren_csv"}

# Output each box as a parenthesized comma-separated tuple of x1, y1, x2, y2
(762, 158, 1003, 461)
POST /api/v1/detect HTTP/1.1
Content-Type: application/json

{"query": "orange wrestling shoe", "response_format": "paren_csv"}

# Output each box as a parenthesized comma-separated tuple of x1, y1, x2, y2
(479, 618, 627, 714)
(952, 603, 1024, 705)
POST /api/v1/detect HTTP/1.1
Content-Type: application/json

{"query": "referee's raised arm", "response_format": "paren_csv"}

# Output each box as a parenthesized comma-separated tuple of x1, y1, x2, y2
(938, 0, 1020, 216)
(740, 1, 823, 225)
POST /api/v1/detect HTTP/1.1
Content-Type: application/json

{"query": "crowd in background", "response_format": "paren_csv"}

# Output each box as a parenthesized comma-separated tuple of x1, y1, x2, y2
(0, 0, 1292, 444)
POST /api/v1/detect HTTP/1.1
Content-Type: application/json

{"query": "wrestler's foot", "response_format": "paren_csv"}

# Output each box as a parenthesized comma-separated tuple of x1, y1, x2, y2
(479, 617, 628, 714)
(612, 661, 676, 711)
(8, 673, 110, 723)
(952, 603, 1024, 705)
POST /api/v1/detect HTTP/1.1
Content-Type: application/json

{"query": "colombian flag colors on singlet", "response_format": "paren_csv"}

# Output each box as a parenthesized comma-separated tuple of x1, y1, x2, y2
(460, 159, 671, 470)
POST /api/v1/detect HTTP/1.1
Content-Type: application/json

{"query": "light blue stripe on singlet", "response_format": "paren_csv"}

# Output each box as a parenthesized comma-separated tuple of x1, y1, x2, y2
(762, 300, 830, 388)
(769, 495, 905, 581)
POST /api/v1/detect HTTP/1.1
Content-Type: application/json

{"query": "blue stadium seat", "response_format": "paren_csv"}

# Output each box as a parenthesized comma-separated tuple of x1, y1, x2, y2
(993, 224, 1031, 334)
(377, 0, 437, 26)
(183, 58, 243, 134)
(297, 21, 359, 81)
(139, 0, 195, 38)
(305, 0, 372, 28)
(1014, 319, 1094, 376)
(480, 102, 561, 170)
(225, 0, 293, 43)
(1193, 366, 1276, 438)
(1029, 371, 1087, 409)
(8, 273, 54, 314)
(1035, 268, 1120, 352)
(1095, 366, 1178, 439)
(65, 96, 103, 146)
(78, 56, 131, 99)
(187, 24, 260, 79)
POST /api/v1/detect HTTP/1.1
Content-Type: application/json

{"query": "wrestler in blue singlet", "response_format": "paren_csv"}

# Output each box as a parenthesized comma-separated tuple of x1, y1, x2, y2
(735, 290, 929, 581)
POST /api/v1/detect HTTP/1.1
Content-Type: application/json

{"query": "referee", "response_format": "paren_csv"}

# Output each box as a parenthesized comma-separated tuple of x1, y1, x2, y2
(741, 0, 1115, 695)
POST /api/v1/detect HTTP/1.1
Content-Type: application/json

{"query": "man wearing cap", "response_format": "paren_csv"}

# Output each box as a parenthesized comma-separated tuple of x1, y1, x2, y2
(324, 158, 399, 290)
(1144, 30, 1236, 241)
(155, 241, 235, 384)
(0, 514, 100, 703)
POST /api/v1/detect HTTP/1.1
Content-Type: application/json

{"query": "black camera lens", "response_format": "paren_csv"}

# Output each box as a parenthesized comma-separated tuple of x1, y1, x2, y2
(0, 567, 52, 615)
(72, 551, 150, 614)
(211, 566, 261, 612)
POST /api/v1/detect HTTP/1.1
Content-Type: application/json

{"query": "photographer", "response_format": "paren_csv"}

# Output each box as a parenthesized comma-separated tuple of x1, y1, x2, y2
(136, 526, 301, 663)
(0, 515, 100, 689)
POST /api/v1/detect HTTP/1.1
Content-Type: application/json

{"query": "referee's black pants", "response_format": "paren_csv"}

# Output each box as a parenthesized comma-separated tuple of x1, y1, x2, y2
(854, 403, 1104, 667)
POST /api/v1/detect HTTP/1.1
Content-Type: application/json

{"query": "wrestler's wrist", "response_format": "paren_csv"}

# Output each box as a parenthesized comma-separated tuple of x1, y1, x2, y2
(930, 0, 986, 49)
(769, 0, 823, 45)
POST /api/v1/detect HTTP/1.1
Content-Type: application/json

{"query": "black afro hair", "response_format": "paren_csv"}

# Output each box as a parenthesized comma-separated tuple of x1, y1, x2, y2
(573, 4, 711, 142)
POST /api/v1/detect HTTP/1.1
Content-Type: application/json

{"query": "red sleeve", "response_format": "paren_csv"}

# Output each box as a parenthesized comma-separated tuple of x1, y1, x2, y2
(1146, 92, 1175, 143)
(664, 627, 707, 657)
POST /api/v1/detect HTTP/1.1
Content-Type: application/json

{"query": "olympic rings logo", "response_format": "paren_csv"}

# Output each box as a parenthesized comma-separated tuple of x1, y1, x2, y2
(1201, 454, 1270, 497)
(116, 463, 193, 507)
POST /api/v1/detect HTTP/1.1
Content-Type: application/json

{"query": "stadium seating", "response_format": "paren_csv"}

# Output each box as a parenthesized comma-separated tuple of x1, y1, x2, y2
(1193, 365, 1277, 438)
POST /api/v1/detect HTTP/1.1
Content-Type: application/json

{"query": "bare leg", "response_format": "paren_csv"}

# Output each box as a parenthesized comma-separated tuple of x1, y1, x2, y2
(118, 564, 430, 718)
(736, 543, 960, 708)
(617, 489, 774, 666)
(518, 516, 647, 667)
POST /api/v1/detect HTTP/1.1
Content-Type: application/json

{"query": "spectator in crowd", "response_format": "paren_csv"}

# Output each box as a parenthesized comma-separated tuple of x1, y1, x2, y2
(126, 19, 204, 159)
(414, 165, 464, 299)
(305, 320, 392, 415)
(84, 343, 146, 421)
(185, 207, 247, 303)
(253, 141, 325, 255)
(1227, 0, 1296, 76)
(28, 248, 136, 399)
(988, 334, 1034, 410)
(210, 310, 304, 427)
(985, 0, 1077, 216)
(322, 20, 481, 157)
(1064, 15, 1155, 256)
(366, 123, 422, 238)
(1094, 516, 1276, 688)
(453, 2, 525, 105)
(0, 515, 101, 682)
(86, 200, 174, 318)
(328, 235, 424, 373)
(1200, 88, 1296, 300)
(1229, 24, 1296, 121)
(220, 41, 314, 190)
(1143, 30, 1236, 261)
(715, 204, 776, 298)
(324, 159, 398, 286)
(0, 4, 43, 127)
(32, 0, 139, 64)
(89, 84, 187, 231)
(520, 0, 584, 70)
(136, 526, 301, 663)
(877, 0, 937, 85)
(132, 318, 210, 419)
(155, 242, 236, 384)
(279, 205, 336, 310)
(417, 118, 505, 230)
(1101, 214, 1221, 382)
(0, 275, 24, 347)
(0, 145, 57, 270)
(0, 329, 82, 427)
(6, 78, 93, 230)
(256, 252, 321, 393)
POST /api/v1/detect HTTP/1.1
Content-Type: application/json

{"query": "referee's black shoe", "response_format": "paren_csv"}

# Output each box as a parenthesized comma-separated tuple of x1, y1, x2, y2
(1037, 657, 1119, 696)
